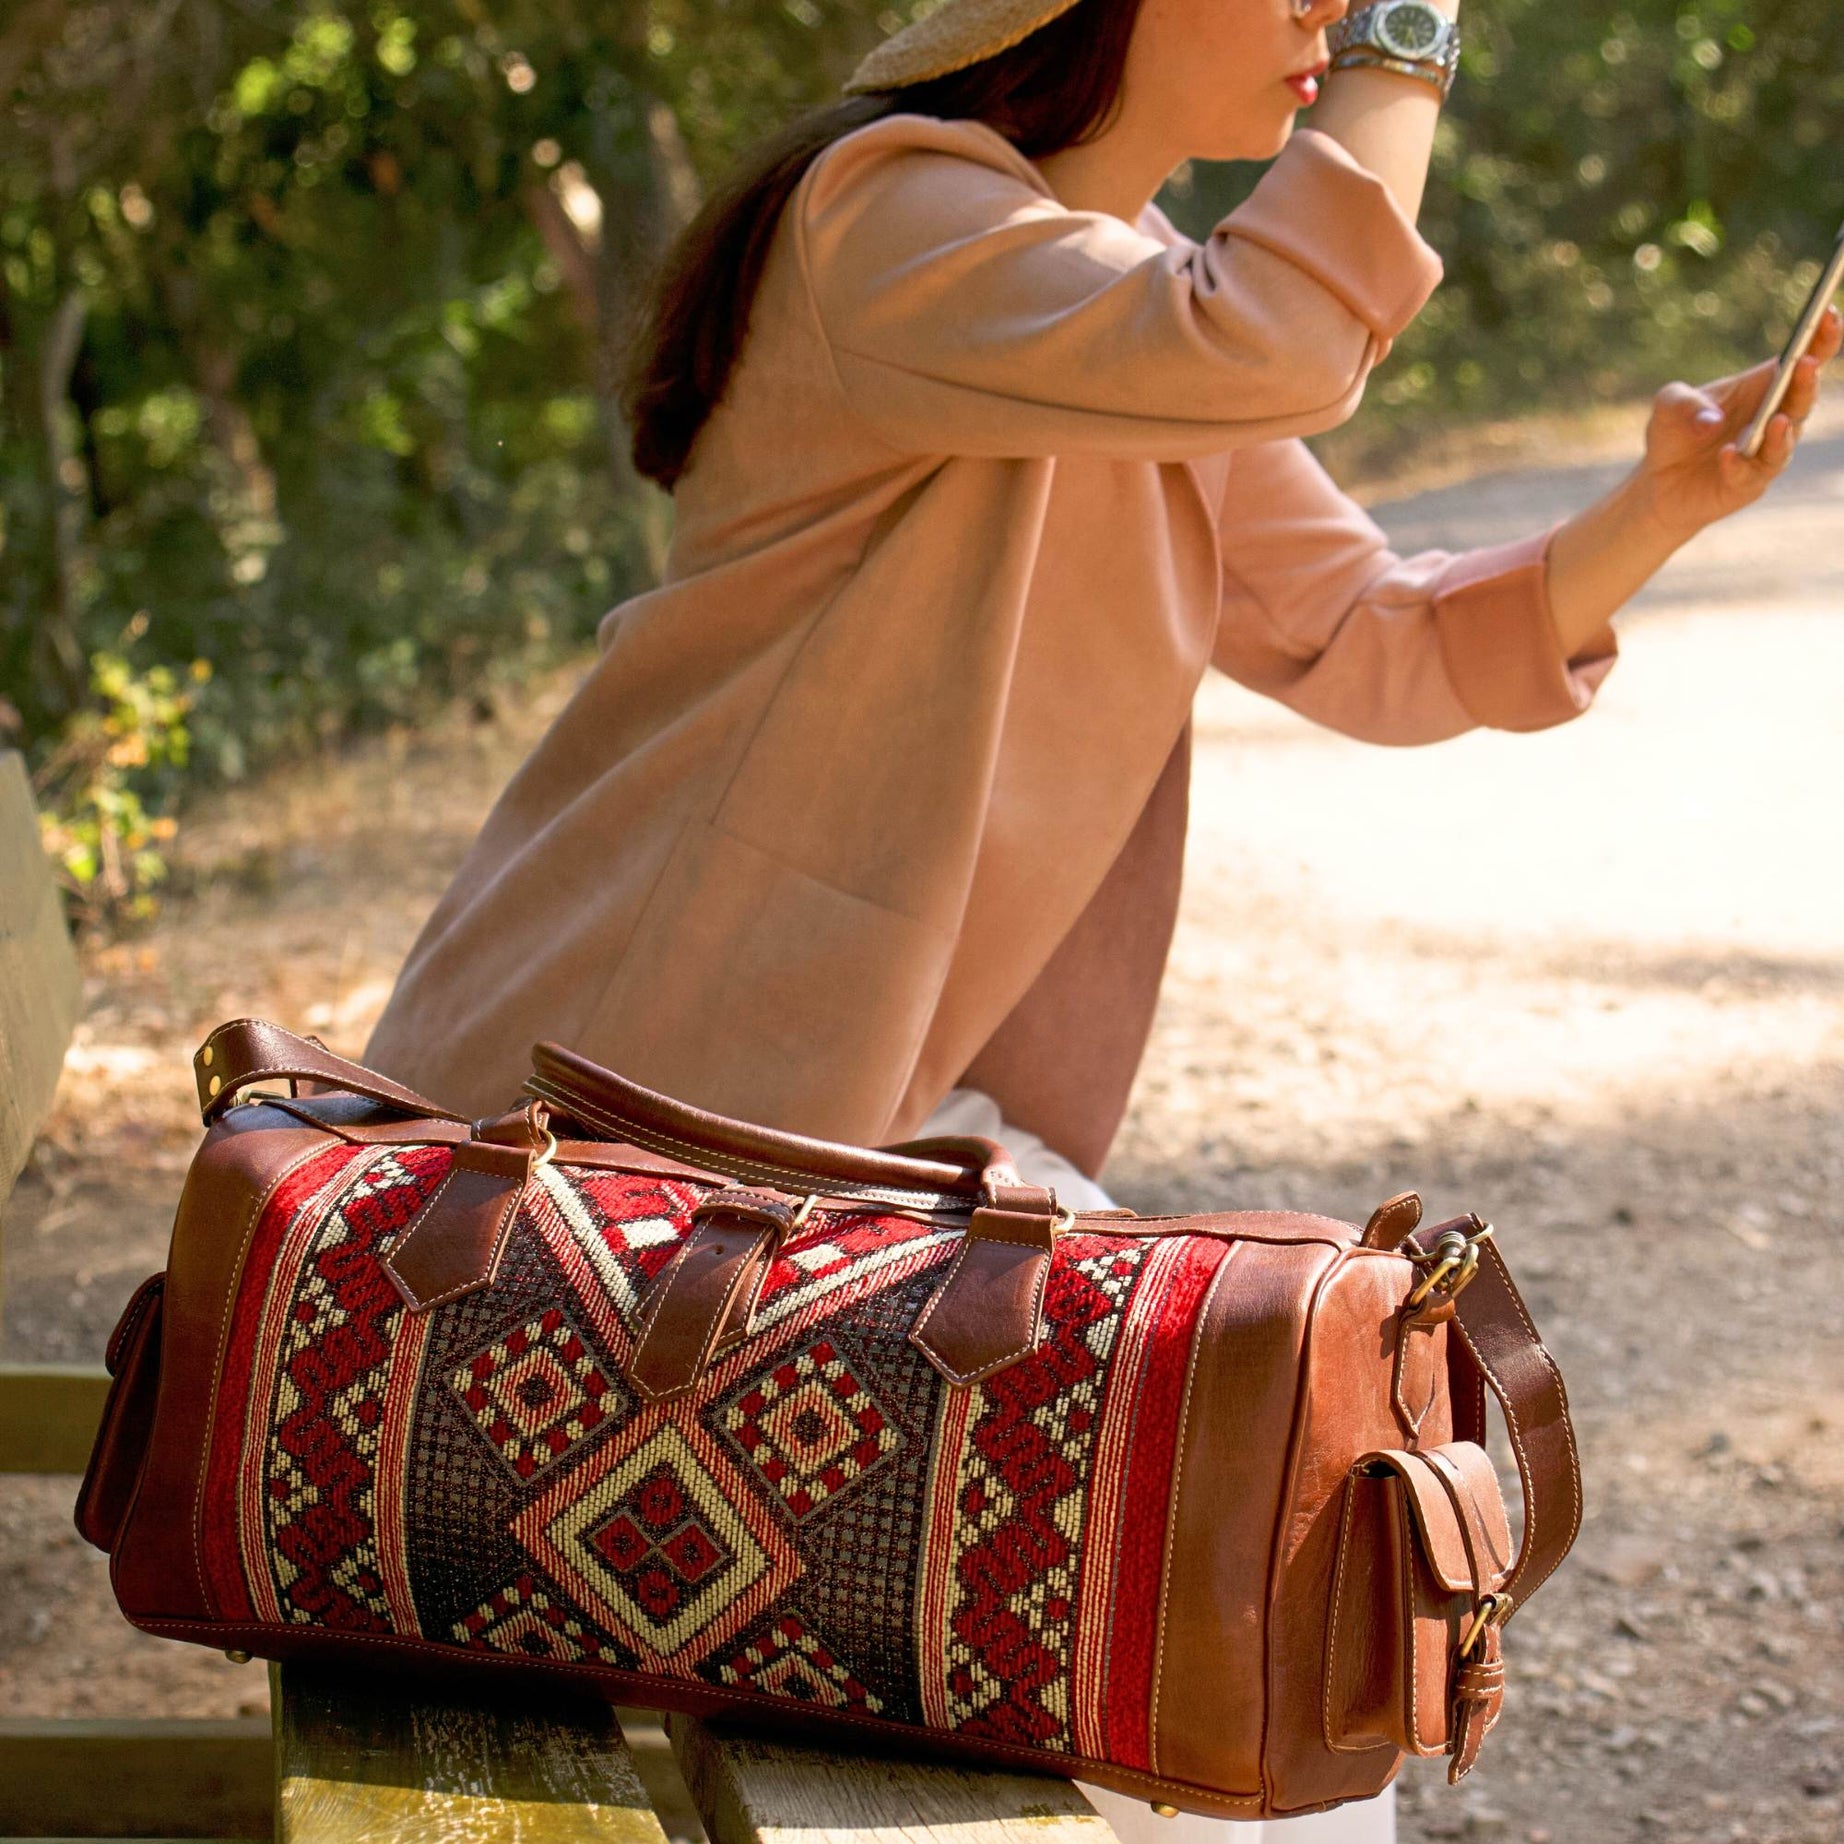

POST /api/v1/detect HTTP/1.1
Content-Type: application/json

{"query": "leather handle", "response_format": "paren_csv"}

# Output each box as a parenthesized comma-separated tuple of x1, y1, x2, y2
(526, 1042, 1021, 1203)
(626, 1191, 806, 1400)
(1413, 1220, 1583, 1615)
(194, 1019, 466, 1126)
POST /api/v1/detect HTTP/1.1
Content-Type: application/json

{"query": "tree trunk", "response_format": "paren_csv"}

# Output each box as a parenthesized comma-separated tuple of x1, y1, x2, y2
(38, 287, 90, 701)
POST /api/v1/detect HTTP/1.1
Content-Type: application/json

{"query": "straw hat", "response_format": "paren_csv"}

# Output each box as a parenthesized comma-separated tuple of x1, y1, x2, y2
(841, 0, 1088, 94)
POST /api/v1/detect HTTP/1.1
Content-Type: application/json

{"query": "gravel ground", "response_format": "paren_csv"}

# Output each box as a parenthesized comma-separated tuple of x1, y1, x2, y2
(3, 398, 1841, 1842)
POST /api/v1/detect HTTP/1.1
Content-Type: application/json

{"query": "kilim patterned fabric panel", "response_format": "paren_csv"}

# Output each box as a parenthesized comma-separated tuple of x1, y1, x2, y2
(200, 1144, 1221, 1765)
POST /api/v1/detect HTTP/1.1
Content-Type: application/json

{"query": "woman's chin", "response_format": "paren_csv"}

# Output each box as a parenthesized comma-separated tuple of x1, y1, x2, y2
(1196, 113, 1297, 165)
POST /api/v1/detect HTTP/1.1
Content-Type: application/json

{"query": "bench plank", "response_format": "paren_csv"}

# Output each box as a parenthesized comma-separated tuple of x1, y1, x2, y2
(0, 750, 81, 1205)
(0, 1716, 272, 1837)
(277, 1661, 674, 1844)
(0, 1363, 110, 1472)
(669, 1716, 1118, 1844)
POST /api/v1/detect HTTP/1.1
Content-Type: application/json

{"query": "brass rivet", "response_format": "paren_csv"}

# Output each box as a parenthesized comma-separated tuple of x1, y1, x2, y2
(208, 1074, 222, 1097)
(1150, 1806, 1180, 1820)
(201, 1045, 214, 1067)
(224, 1648, 252, 1665)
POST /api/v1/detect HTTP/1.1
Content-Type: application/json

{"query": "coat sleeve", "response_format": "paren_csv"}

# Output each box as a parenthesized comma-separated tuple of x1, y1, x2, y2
(796, 115, 1445, 461)
(1210, 438, 1620, 743)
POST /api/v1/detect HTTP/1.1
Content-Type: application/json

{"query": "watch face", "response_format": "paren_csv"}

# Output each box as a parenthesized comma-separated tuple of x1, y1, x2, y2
(1377, 1, 1444, 57)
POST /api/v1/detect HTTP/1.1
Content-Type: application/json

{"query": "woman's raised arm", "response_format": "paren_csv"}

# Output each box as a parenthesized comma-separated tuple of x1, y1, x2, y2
(796, 112, 1443, 460)
(1306, 0, 1462, 226)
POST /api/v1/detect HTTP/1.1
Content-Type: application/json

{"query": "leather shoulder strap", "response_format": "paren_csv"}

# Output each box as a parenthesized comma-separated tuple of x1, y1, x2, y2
(1415, 1226, 1582, 1613)
(193, 1019, 467, 1126)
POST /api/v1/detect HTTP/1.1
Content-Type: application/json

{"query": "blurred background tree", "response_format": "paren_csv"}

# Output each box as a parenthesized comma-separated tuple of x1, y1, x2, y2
(1, 1, 1838, 920)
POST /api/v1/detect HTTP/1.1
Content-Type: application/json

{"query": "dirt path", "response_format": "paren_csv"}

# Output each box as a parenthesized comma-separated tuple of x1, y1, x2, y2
(4, 403, 1841, 1841)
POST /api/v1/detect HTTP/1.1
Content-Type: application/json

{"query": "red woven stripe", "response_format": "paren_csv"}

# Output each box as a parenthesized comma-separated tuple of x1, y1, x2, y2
(1104, 1234, 1228, 1769)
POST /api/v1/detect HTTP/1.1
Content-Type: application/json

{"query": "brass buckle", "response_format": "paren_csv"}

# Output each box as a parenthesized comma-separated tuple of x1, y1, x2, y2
(531, 1128, 559, 1172)
(790, 1193, 820, 1230)
(1457, 1590, 1512, 1657)
(1406, 1220, 1495, 1308)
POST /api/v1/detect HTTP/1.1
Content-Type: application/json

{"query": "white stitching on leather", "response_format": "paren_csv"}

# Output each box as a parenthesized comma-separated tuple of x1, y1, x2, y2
(907, 1228, 1051, 1386)
(380, 1170, 528, 1313)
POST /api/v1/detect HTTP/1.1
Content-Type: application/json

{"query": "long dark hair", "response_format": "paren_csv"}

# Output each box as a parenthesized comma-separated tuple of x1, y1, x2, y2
(622, 0, 1145, 490)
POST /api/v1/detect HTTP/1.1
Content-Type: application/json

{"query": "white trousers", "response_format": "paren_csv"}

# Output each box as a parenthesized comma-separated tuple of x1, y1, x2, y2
(917, 1087, 1395, 1844)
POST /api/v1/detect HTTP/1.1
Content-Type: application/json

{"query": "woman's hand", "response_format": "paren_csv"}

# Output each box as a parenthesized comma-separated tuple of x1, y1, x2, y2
(1636, 304, 1842, 546)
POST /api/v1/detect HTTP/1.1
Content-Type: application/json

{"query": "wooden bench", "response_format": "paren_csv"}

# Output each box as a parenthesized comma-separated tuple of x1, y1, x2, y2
(0, 747, 1121, 1844)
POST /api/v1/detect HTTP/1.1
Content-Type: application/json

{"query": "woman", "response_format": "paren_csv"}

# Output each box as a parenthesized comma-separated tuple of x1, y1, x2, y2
(366, 0, 1835, 1833)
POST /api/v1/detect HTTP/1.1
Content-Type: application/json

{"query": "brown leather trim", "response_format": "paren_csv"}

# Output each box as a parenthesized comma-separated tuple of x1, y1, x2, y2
(1392, 1306, 1444, 1441)
(1415, 1229, 1581, 1610)
(1321, 1443, 1514, 1766)
(375, 1099, 551, 1313)
(110, 1105, 338, 1618)
(195, 1018, 465, 1125)
(1152, 1239, 1339, 1790)
(1383, 1452, 1479, 1595)
(1361, 1191, 1422, 1250)
(1322, 1467, 1408, 1755)
(909, 1190, 1058, 1385)
(627, 1193, 800, 1400)
(1261, 1250, 1450, 1814)
(1448, 1627, 1504, 1781)
(75, 1274, 165, 1552)
(122, 1613, 1282, 1819)
(1422, 1443, 1513, 1586)
(380, 1139, 534, 1311)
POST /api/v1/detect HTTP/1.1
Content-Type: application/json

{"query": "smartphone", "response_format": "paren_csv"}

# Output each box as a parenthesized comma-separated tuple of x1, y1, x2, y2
(1738, 217, 1844, 459)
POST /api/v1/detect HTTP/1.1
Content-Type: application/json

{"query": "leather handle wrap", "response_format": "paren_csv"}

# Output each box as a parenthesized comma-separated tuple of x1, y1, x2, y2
(909, 1184, 1061, 1385)
(1425, 1229, 1584, 1614)
(194, 1019, 466, 1126)
(626, 1191, 804, 1401)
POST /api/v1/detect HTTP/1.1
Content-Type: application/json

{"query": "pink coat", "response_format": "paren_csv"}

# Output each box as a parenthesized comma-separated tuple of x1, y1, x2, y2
(364, 113, 1619, 1167)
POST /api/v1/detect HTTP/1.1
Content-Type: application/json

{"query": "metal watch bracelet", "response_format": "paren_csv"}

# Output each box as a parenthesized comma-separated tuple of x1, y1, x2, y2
(1326, 48, 1455, 102)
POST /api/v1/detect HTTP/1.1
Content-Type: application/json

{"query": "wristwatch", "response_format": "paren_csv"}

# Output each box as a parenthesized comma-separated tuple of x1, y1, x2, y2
(1325, 2, 1462, 102)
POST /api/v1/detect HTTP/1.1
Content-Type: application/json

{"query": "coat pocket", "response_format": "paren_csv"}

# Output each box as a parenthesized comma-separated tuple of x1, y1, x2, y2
(74, 1273, 165, 1554)
(1323, 1440, 1514, 1764)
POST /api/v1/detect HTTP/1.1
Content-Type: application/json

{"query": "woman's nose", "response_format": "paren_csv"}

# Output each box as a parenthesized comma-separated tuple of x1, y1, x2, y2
(1291, 0, 1351, 25)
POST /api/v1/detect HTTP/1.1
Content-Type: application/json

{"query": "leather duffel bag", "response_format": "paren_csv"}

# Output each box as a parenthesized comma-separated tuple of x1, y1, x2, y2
(77, 1019, 1580, 1821)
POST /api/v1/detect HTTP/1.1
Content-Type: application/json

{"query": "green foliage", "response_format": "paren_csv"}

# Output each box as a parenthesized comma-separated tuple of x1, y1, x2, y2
(3, 1, 1840, 928)
(1163, 1, 1843, 430)
(33, 619, 203, 926)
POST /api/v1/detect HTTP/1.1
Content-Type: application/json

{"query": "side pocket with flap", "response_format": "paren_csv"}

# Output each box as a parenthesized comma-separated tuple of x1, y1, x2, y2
(74, 1273, 165, 1554)
(1323, 1439, 1513, 1761)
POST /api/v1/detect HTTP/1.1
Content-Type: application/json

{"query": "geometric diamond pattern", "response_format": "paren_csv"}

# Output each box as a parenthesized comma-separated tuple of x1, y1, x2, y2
(452, 1571, 607, 1663)
(719, 1339, 900, 1520)
(716, 1611, 884, 1711)
(516, 1419, 798, 1673)
(220, 1138, 1203, 1770)
(449, 1307, 620, 1481)
(583, 1461, 735, 1624)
